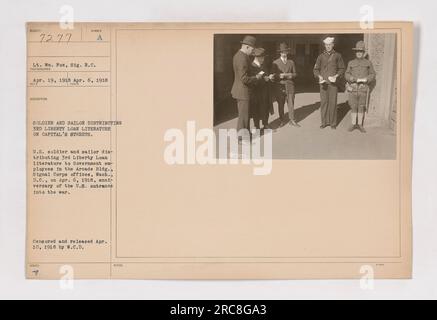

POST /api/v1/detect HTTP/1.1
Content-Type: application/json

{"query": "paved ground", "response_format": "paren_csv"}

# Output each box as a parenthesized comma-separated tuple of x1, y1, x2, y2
(214, 93, 396, 159)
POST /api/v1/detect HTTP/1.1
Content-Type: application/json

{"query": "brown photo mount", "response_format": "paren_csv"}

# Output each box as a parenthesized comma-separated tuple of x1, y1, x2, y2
(26, 22, 413, 280)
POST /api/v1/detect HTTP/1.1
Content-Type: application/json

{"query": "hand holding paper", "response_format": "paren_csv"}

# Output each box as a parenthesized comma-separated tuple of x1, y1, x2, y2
(328, 75, 337, 83)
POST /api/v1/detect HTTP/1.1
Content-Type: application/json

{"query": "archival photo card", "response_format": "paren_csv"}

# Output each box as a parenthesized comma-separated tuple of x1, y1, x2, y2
(26, 22, 413, 280)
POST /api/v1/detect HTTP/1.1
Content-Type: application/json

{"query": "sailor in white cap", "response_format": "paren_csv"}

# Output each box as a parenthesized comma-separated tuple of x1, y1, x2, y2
(313, 36, 345, 129)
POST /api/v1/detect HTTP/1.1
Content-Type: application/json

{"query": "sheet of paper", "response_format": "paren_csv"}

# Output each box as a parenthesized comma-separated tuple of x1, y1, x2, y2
(26, 22, 413, 280)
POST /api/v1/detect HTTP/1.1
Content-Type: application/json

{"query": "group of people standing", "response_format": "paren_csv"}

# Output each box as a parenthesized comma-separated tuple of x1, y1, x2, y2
(231, 35, 376, 143)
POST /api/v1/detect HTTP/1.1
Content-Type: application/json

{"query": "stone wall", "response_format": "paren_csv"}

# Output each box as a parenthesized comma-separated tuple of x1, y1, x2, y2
(364, 33, 397, 129)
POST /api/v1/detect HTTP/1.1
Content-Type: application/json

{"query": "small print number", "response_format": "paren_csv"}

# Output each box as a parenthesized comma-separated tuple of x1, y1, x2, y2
(214, 305, 267, 316)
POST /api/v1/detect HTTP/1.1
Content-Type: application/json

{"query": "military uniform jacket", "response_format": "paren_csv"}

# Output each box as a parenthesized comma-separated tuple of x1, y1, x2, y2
(345, 58, 376, 92)
(313, 50, 345, 84)
(271, 58, 297, 92)
(231, 50, 258, 100)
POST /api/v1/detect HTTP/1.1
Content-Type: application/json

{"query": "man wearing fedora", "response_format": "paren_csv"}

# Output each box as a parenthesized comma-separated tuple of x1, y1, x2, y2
(271, 42, 300, 127)
(345, 40, 376, 133)
(231, 35, 263, 143)
(314, 37, 345, 129)
(249, 47, 274, 130)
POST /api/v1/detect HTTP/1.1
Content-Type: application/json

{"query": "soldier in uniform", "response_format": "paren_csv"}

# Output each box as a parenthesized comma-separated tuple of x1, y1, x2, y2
(249, 48, 274, 130)
(345, 41, 376, 133)
(314, 37, 345, 129)
(271, 43, 300, 127)
(231, 35, 263, 143)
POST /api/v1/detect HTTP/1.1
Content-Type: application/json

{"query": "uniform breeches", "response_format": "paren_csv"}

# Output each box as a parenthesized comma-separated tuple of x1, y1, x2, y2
(348, 90, 367, 113)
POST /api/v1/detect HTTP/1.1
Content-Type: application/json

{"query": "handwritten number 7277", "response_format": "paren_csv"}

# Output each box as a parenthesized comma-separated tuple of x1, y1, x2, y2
(39, 33, 72, 43)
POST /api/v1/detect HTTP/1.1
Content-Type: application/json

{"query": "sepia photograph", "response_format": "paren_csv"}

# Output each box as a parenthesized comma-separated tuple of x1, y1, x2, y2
(214, 33, 398, 159)
(2, 0, 437, 302)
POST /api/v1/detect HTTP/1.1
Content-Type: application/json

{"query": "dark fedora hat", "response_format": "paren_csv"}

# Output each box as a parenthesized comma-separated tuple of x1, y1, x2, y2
(352, 40, 366, 51)
(253, 48, 266, 57)
(240, 35, 257, 48)
(277, 42, 291, 52)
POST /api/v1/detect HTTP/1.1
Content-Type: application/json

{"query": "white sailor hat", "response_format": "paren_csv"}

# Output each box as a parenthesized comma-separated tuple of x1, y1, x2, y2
(323, 37, 335, 45)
